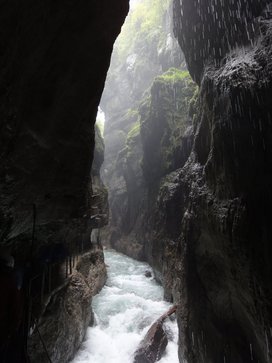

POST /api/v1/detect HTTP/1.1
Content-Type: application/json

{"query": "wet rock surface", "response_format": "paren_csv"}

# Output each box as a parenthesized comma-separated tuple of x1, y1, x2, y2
(101, 2, 187, 261)
(134, 320, 168, 363)
(173, 0, 270, 84)
(0, 0, 128, 256)
(103, 1, 272, 363)
(145, 270, 152, 278)
(0, 0, 128, 361)
(102, 67, 197, 263)
(168, 2, 272, 363)
(28, 248, 107, 363)
(133, 306, 177, 363)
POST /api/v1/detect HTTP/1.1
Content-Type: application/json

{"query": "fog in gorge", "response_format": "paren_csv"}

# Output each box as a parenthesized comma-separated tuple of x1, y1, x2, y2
(94, 0, 272, 362)
(98, 0, 191, 258)
(91, 1, 185, 360)
(1, 0, 271, 361)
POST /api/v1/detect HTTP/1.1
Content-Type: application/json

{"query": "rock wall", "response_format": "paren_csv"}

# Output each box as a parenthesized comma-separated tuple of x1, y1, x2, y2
(28, 248, 107, 363)
(102, 1, 272, 362)
(173, 0, 269, 84)
(0, 0, 128, 361)
(103, 68, 197, 262)
(164, 2, 272, 362)
(0, 0, 128, 256)
(102, 1, 190, 260)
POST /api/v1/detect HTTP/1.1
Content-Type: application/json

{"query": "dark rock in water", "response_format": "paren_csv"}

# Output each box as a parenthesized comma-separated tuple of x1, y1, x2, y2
(134, 306, 177, 363)
(144, 270, 152, 278)
(134, 320, 168, 363)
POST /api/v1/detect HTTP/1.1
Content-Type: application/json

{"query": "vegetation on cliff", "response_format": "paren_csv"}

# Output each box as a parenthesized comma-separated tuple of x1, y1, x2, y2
(140, 68, 197, 182)
(100, 0, 198, 262)
(100, 0, 182, 118)
(116, 0, 172, 60)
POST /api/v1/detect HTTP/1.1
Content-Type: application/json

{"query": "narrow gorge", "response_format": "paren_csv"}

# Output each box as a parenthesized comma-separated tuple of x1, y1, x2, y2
(0, 0, 272, 363)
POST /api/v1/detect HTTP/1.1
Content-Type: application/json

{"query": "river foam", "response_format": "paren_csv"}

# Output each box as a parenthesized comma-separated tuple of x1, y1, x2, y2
(72, 250, 179, 363)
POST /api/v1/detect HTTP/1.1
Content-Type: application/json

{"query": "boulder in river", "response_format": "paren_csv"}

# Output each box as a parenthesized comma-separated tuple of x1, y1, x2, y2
(134, 320, 167, 363)
(134, 305, 177, 363)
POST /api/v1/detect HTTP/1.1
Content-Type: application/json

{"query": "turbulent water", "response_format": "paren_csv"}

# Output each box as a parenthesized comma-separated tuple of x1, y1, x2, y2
(72, 250, 179, 363)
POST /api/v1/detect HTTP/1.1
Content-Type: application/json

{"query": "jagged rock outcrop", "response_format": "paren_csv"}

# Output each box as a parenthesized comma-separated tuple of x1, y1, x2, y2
(101, 0, 183, 121)
(28, 248, 107, 363)
(104, 111, 146, 259)
(173, 0, 270, 84)
(141, 69, 197, 183)
(102, 0, 187, 259)
(103, 67, 197, 262)
(160, 2, 272, 362)
(26, 124, 109, 362)
(139, 70, 197, 278)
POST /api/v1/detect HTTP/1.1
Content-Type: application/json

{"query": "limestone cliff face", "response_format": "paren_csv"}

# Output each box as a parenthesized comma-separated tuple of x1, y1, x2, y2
(102, 1, 188, 259)
(139, 69, 197, 278)
(103, 67, 197, 262)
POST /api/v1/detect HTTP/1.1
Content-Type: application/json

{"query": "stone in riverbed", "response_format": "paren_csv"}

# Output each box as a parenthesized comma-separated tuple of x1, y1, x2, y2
(134, 320, 168, 363)
(144, 270, 152, 278)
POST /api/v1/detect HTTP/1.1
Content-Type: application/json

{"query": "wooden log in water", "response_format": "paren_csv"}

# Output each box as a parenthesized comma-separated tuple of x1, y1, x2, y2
(134, 305, 177, 363)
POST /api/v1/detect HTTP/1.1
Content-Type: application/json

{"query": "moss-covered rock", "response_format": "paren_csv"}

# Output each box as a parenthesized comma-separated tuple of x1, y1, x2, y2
(140, 68, 197, 183)
(100, 0, 183, 120)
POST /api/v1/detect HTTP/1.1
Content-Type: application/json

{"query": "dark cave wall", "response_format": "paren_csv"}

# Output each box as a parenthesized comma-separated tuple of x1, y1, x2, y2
(0, 0, 129, 255)
(0, 1, 129, 361)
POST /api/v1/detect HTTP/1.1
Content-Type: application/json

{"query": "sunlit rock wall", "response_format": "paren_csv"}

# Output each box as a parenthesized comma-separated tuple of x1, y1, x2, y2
(170, 1, 272, 362)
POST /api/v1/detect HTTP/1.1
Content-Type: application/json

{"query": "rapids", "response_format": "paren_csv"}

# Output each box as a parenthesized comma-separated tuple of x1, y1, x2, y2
(72, 250, 179, 363)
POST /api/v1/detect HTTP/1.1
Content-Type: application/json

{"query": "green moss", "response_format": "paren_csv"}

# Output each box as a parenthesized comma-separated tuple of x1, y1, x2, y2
(127, 122, 140, 142)
(116, 0, 171, 60)
(156, 68, 191, 83)
(95, 118, 104, 136)
(94, 125, 104, 155)
(125, 108, 138, 120)
(139, 66, 199, 181)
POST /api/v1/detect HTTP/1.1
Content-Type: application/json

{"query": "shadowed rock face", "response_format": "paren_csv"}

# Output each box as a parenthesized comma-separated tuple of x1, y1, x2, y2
(170, 1, 272, 362)
(28, 249, 107, 363)
(0, 0, 129, 257)
(173, 0, 270, 83)
(0, 1, 128, 361)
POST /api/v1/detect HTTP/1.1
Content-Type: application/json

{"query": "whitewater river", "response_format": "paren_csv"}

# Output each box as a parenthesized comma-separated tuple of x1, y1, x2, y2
(72, 250, 179, 363)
